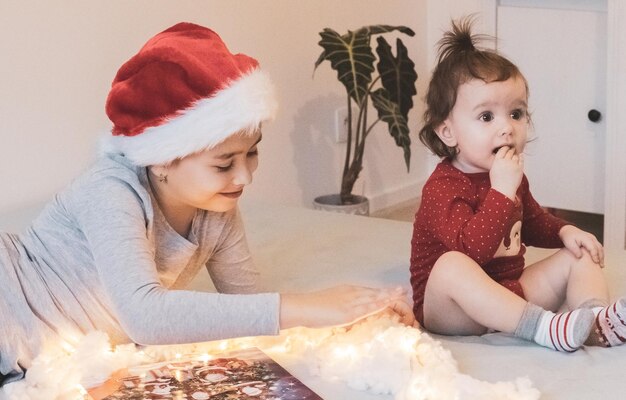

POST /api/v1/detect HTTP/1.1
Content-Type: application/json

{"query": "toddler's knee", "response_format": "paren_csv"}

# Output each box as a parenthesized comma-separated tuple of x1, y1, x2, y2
(559, 247, 601, 269)
(432, 251, 478, 278)
(436, 250, 469, 264)
(560, 248, 595, 264)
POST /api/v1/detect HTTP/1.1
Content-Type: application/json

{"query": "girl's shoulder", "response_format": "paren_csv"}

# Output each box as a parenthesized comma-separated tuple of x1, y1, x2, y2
(63, 154, 150, 208)
(75, 154, 142, 186)
(85, 154, 143, 182)
(26, 155, 152, 235)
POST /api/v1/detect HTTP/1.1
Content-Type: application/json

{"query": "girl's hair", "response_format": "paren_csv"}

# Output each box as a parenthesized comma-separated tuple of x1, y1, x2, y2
(419, 16, 528, 158)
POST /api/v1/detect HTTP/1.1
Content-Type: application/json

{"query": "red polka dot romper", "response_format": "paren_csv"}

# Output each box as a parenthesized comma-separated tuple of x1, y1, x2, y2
(410, 159, 568, 327)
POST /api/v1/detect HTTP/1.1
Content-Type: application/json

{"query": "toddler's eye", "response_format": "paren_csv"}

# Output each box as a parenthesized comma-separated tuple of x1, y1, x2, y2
(479, 112, 494, 122)
(511, 109, 526, 120)
(247, 149, 259, 158)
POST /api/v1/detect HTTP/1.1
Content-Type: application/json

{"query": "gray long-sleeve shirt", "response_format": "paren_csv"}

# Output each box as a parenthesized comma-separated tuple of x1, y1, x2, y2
(0, 154, 280, 382)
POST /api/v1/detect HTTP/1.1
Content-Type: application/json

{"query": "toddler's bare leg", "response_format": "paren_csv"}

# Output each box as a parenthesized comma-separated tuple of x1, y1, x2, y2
(423, 251, 527, 335)
(520, 248, 608, 312)
(424, 251, 593, 351)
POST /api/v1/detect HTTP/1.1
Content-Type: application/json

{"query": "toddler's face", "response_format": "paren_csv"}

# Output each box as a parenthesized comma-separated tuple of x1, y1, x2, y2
(437, 76, 529, 173)
(158, 130, 261, 212)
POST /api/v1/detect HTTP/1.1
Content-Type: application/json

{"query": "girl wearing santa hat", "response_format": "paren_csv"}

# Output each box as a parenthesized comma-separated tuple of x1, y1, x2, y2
(0, 22, 414, 385)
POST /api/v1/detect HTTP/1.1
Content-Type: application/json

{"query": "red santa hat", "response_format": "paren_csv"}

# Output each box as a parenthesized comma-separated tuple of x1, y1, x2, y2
(102, 22, 277, 166)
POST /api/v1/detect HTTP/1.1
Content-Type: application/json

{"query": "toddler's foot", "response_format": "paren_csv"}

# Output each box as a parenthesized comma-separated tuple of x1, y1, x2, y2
(533, 308, 594, 352)
(588, 298, 626, 347)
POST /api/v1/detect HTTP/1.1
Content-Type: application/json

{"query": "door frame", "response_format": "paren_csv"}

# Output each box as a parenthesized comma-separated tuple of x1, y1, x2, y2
(604, 0, 626, 252)
(427, 0, 626, 251)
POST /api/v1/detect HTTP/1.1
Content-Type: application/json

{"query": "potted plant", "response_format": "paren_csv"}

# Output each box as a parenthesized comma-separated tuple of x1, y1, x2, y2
(312, 25, 418, 215)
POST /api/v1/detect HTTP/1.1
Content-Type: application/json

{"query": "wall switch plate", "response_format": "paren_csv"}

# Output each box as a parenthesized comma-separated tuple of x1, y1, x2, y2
(335, 106, 357, 143)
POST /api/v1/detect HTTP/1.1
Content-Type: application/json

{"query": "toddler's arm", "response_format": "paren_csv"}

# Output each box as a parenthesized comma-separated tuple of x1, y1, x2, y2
(519, 176, 603, 265)
(559, 224, 604, 266)
(520, 176, 568, 247)
(422, 175, 517, 264)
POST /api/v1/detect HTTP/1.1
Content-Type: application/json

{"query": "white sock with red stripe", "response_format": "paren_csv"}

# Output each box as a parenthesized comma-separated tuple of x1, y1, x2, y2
(515, 303, 593, 352)
(589, 298, 626, 347)
(533, 308, 594, 352)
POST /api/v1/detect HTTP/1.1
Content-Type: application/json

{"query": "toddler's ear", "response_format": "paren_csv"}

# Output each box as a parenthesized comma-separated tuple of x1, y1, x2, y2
(434, 121, 457, 147)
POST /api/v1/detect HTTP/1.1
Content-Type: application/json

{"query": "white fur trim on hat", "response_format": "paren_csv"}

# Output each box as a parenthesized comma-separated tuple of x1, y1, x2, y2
(100, 69, 277, 166)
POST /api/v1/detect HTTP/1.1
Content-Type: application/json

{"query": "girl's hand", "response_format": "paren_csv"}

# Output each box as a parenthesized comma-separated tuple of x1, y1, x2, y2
(490, 146, 524, 200)
(279, 285, 416, 329)
(559, 224, 604, 267)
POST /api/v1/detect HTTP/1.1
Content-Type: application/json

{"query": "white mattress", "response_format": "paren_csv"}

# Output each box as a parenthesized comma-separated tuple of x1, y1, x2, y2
(189, 202, 626, 400)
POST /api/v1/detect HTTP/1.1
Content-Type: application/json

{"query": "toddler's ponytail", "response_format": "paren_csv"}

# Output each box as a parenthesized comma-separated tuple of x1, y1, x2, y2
(436, 16, 486, 65)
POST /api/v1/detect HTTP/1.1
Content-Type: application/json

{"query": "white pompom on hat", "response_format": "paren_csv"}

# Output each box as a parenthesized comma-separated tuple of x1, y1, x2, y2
(102, 22, 277, 166)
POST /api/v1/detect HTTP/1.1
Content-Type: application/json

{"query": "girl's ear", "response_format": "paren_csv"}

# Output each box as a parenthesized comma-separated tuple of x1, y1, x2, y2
(435, 120, 457, 147)
(149, 164, 168, 179)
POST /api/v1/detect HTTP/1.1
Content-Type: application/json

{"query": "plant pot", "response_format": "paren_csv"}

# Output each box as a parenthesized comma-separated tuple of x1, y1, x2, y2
(312, 194, 369, 216)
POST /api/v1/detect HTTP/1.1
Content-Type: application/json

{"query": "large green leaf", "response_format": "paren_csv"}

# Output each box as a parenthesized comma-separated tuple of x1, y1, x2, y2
(376, 37, 417, 119)
(371, 88, 411, 171)
(314, 25, 415, 106)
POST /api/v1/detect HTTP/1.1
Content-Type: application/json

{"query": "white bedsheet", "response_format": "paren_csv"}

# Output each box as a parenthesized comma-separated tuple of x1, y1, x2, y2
(2, 202, 623, 399)
(188, 202, 626, 400)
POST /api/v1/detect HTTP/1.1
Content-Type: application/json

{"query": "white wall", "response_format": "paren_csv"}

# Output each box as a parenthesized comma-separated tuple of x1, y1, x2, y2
(0, 0, 430, 215)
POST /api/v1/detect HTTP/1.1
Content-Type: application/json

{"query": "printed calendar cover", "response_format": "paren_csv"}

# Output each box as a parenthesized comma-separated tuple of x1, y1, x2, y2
(87, 347, 323, 400)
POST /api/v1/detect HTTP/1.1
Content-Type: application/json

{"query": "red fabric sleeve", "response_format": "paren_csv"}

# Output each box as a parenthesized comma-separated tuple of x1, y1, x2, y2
(422, 174, 518, 265)
(520, 176, 568, 248)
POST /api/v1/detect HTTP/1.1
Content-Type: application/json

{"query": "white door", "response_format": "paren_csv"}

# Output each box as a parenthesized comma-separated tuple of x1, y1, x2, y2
(496, 4, 607, 214)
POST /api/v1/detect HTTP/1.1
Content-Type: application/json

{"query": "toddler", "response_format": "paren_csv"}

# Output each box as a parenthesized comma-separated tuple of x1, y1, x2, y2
(410, 17, 625, 352)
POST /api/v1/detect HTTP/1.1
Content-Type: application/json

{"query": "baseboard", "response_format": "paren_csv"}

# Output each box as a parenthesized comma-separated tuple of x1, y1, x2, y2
(367, 180, 425, 213)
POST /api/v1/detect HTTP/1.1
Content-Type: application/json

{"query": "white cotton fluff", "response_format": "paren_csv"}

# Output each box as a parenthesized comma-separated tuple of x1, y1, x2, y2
(306, 316, 540, 400)
(0, 332, 144, 400)
(310, 319, 415, 394)
(0, 316, 540, 400)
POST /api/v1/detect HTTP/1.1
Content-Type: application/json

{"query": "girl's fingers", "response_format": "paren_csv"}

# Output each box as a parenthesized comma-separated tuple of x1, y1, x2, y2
(337, 285, 415, 326)
(388, 301, 416, 326)
(360, 300, 415, 327)
(350, 289, 399, 308)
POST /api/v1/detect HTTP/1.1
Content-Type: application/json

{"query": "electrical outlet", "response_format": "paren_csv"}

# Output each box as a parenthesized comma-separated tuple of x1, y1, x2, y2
(335, 106, 357, 143)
